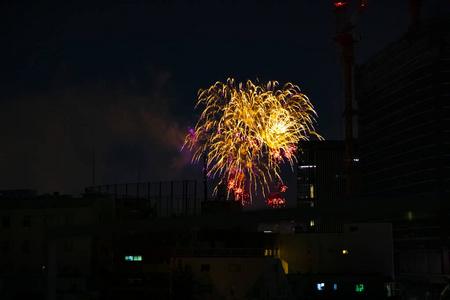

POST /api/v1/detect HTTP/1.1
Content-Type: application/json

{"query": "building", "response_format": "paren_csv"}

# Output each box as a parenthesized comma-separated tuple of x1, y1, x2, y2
(355, 11, 450, 299)
(355, 15, 450, 199)
(0, 191, 100, 300)
(297, 140, 359, 232)
(297, 141, 359, 206)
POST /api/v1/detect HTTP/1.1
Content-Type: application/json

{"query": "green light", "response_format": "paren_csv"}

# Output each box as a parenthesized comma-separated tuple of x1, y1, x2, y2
(408, 211, 413, 220)
(125, 255, 142, 261)
(356, 284, 364, 292)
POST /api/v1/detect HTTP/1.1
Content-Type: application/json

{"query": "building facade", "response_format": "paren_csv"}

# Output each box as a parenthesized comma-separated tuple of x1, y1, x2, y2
(356, 15, 450, 199)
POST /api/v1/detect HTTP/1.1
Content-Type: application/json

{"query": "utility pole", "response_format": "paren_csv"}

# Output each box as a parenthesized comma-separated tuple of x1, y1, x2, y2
(333, 0, 366, 198)
(92, 150, 95, 187)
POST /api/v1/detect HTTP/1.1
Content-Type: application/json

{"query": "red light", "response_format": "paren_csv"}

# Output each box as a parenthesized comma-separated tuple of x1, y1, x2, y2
(334, 2, 348, 7)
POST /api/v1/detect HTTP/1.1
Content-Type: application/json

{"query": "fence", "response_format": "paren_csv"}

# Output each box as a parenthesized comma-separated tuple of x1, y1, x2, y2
(85, 180, 199, 217)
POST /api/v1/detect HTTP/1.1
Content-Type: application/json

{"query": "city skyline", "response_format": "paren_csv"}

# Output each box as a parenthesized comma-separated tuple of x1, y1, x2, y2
(0, 1, 434, 196)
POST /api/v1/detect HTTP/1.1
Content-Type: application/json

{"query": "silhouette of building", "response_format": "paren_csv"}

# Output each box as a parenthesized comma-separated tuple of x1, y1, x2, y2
(297, 141, 353, 206)
(297, 141, 359, 232)
(0, 191, 101, 300)
(356, 15, 450, 199)
(355, 12, 450, 298)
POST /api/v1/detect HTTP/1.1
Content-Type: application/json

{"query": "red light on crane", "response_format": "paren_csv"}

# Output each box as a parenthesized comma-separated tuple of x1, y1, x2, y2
(334, 2, 349, 7)
(360, 0, 369, 8)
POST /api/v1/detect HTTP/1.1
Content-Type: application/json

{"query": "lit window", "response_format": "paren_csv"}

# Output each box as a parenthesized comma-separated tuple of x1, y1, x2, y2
(310, 219, 315, 227)
(309, 185, 314, 198)
(356, 284, 364, 292)
(317, 283, 325, 291)
(299, 165, 316, 169)
(125, 255, 142, 261)
(334, 284, 337, 290)
(408, 211, 413, 221)
(342, 249, 348, 255)
(386, 284, 392, 297)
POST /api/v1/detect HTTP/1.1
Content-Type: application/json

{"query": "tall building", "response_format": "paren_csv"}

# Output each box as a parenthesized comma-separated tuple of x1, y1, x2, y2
(355, 15, 450, 199)
(297, 140, 358, 207)
(355, 11, 450, 294)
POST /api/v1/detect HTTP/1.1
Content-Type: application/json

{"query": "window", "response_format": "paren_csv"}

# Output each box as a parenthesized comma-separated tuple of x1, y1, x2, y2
(408, 211, 413, 220)
(386, 284, 392, 297)
(64, 240, 73, 252)
(44, 215, 53, 227)
(2, 216, 10, 228)
(349, 226, 358, 232)
(229, 263, 241, 272)
(124, 255, 142, 261)
(200, 264, 210, 271)
(22, 241, 31, 253)
(65, 214, 74, 226)
(23, 216, 31, 227)
(1, 241, 9, 253)
(334, 284, 338, 290)
(309, 184, 314, 198)
(310, 219, 315, 227)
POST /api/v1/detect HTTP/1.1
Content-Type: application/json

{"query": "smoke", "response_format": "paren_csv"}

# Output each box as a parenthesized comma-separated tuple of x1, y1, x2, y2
(0, 69, 197, 195)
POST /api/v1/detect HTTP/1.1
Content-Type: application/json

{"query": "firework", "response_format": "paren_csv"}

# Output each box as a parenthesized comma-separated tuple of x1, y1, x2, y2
(267, 182, 288, 209)
(183, 78, 321, 204)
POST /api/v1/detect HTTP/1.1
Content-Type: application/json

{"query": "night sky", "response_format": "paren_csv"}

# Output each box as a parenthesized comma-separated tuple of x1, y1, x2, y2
(1, 0, 443, 201)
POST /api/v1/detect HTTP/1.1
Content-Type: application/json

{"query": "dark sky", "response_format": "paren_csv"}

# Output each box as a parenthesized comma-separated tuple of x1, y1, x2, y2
(1, 0, 444, 201)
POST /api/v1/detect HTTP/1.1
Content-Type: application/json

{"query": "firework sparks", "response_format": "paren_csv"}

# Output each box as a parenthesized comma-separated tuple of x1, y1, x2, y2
(183, 78, 321, 204)
(267, 182, 288, 209)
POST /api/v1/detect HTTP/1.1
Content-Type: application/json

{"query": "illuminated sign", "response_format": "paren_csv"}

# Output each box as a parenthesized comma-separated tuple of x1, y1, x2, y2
(356, 284, 364, 292)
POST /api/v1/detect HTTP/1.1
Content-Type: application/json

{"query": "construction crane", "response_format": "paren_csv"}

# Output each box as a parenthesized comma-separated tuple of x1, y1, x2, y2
(333, 0, 367, 198)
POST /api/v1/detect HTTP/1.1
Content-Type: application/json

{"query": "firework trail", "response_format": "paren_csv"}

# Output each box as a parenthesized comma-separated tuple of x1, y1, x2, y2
(183, 78, 321, 204)
(267, 182, 288, 209)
